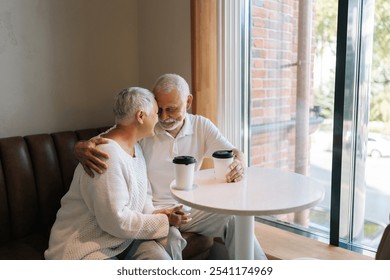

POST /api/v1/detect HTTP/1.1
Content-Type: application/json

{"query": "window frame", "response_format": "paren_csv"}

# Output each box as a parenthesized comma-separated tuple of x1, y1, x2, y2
(216, 0, 377, 256)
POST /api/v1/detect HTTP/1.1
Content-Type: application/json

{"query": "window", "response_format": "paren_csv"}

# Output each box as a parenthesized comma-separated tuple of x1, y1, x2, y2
(218, 0, 389, 255)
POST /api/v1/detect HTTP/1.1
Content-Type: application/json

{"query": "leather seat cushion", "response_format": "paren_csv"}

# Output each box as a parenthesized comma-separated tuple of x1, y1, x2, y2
(0, 233, 47, 260)
(182, 232, 214, 260)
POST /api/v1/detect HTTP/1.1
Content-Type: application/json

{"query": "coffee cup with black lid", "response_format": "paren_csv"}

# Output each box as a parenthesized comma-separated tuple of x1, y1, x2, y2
(212, 150, 234, 181)
(172, 156, 197, 190)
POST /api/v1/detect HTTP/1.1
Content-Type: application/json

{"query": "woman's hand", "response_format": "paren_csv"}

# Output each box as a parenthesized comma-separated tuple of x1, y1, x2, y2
(154, 204, 192, 228)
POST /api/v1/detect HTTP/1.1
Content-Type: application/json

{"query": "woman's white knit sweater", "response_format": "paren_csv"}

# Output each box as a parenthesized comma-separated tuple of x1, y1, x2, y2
(44, 140, 169, 260)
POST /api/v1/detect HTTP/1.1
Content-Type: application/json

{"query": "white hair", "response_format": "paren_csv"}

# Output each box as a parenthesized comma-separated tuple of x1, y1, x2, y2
(113, 87, 155, 123)
(152, 73, 190, 99)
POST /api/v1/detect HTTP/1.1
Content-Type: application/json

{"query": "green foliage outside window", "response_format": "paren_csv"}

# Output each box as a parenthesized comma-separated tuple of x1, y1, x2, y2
(314, 0, 390, 133)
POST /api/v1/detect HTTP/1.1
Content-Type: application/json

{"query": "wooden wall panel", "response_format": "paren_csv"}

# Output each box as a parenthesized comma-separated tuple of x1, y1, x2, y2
(191, 0, 218, 169)
(191, 0, 218, 125)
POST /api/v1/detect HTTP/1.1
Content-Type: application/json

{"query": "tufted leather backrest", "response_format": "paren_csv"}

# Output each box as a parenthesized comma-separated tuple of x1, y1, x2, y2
(24, 134, 65, 236)
(0, 127, 109, 244)
(0, 137, 39, 240)
(0, 158, 11, 242)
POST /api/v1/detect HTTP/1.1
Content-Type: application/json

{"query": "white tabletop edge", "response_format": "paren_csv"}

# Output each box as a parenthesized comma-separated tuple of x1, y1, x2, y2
(171, 188, 325, 216)
(170, 166, 325, 216)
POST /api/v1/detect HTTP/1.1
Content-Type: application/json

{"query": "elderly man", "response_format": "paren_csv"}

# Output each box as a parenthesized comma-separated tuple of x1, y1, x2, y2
(75, 74, 267, 260)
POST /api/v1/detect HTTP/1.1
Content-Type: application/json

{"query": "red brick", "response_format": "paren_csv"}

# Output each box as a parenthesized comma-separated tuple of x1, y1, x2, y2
(252, 6, 267, 18)
(253, 38, 264, 48)
(253, 18, 266, 28)
(251, 89, 266, 99)
(252, 69, 267, 78)
(252, 59, 264, 68)
(252, 79, 263, 88)
(252, 27, 267, 38)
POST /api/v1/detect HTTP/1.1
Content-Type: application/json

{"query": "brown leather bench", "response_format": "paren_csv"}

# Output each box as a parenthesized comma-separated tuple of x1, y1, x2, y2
(0, 127, 213, 260)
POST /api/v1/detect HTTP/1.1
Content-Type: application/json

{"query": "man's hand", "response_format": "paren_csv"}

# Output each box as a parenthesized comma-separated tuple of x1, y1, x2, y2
(226, 148, 246, 183)
(154, 204, 192, 228)
(74, 138, 110, 177)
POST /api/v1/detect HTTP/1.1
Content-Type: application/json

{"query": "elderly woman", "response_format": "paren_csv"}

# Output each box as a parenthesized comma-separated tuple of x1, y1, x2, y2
(45, 87, 189, 260)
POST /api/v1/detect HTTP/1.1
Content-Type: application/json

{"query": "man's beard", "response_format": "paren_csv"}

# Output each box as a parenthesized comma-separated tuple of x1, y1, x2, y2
(159, 118, 183, 131)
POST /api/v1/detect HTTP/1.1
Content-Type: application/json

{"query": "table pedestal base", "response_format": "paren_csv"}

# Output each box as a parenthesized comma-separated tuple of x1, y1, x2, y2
(235, 215, 254, 260)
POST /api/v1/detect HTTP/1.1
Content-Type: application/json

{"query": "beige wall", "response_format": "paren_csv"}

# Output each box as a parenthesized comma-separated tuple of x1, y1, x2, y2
(0, 0, 191, 138)
(138, 0, 191, 90)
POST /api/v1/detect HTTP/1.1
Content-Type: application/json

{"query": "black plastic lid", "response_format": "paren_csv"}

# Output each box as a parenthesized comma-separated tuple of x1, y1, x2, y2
(172, 156, 196, 165)
(212, 150, 233, 159)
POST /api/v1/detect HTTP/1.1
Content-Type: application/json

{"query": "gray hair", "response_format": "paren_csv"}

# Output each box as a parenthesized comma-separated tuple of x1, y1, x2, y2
(113, 87, 155, 123)
(152, 73, 191, 99)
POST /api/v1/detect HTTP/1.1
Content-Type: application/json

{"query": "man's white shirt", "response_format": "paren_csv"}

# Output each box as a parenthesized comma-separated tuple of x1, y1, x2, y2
(139, 114, 234, 209)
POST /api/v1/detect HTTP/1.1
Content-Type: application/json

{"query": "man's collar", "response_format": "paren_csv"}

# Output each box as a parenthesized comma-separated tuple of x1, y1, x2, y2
(180, 114, 193, 136)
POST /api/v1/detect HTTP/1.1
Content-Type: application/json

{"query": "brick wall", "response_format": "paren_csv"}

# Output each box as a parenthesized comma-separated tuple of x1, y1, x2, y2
(250, 0, 315, 170)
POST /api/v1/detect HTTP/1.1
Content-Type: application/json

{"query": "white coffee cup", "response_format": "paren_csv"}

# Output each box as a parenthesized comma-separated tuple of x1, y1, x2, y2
(172, 156, 196, 190)
(212, 150, 234, 181)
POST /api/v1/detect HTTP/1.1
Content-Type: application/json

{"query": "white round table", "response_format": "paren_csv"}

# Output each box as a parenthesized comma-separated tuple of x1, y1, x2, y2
(170, 166, 325, 260)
